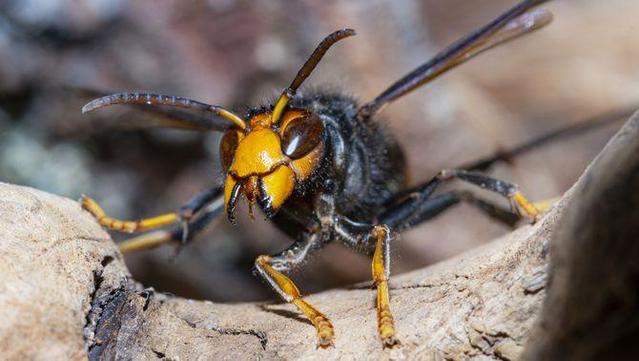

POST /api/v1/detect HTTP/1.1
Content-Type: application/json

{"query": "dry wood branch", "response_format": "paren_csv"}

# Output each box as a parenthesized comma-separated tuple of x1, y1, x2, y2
(1, 112, 638, 360)
(521, 112, 639, 360)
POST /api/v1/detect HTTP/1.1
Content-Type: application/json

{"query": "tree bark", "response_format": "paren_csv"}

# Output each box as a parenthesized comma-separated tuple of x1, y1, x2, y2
(1, 112, 638, 360)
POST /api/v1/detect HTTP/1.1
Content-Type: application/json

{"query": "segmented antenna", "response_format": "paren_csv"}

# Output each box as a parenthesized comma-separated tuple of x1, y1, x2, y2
(271, 29, 356, 125)
(82, 92, 246, 130)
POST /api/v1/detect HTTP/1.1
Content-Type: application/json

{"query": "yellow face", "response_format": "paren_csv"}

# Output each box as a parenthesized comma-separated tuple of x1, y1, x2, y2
(220, 110, 324, 221)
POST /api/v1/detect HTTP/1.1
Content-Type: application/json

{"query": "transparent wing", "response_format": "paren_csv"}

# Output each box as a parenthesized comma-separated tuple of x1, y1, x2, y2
(358, 0, 553, 119)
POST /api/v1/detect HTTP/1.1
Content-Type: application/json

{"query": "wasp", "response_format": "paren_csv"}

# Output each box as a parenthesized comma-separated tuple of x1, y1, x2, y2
(81, 0, 557, 348)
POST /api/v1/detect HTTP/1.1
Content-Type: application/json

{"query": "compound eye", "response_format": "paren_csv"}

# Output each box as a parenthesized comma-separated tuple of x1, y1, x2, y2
(220, 130, 240, 170)
(281, 114, 324, 159)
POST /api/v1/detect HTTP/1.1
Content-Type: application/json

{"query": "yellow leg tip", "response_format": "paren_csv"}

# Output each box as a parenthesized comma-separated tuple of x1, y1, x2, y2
(317, 333, 335, 349)
(382, 335, 400, 348)
(80, 195, 107, 220)
(380, 328, 400, 348)
(533, 196, 559, 213)
(378, 312, 400, 348)
(379, 323, 400, 348)
(80, 195, 96, 210)
(314, 315, 335, 348)
(512, 191, 541, 222)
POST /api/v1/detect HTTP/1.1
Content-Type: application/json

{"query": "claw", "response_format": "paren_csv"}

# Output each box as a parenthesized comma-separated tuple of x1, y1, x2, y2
(381, 334, 400, 349)
(315, 316, 335, 348)
(317, 337, 335, 349)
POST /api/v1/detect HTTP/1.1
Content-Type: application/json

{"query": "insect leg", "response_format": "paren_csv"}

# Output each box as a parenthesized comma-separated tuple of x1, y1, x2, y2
(370, 225, 399, 347)
(313, 193, 400, 347)
(378, 169, 540, 231)
(82, 195, 178, 233)
(81, 187, 221, 234)
(254, 235, 335, 348)
(379, 190, 522, 232)
(118, 194, 224, 253)
(330, 172, 545, 346)
(117, 231, 170, 254)
(440, 169, 540, 219)
(323, 219, 401, 347)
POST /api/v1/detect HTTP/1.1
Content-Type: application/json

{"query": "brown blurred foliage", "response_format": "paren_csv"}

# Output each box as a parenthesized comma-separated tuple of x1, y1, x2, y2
(0, 0, 637, 301)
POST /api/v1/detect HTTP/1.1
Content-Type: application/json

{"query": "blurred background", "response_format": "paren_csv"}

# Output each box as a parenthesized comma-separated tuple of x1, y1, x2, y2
(0, 0, 638, 302)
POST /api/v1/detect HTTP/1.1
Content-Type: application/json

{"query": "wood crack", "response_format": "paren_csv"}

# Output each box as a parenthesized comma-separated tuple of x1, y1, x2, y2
(181, 318, 269, 350)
